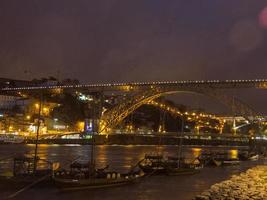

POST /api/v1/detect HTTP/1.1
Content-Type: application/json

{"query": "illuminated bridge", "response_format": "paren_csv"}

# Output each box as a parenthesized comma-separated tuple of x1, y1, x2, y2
(1, 79, 267, 91)
(1, 79, 267, 134)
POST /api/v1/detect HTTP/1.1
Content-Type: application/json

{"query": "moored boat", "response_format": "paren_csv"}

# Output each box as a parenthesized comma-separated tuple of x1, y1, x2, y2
(138, 154, 201, 176)
(0, 134, 24, 144)
(200, 155, 240, 167)
(166, 167, 200, 176)
(53, 161, 144, 191)
(138, 154, 167, 175)
(0, 156, 55, 188)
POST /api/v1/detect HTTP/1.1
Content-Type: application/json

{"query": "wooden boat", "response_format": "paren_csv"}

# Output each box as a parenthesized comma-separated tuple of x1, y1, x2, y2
(138, 154, 201, 176)
(54, 171, 143, 191)
(165, 156, 201, 175)
(138, 154, 167, 175)
(54, 177, 141, 191)
(199, 151, 241, 167)
(166, 167, 200, 176)
(0, 156, 54, 188)
(53, 161, 144, 191)
(138, 116, 201, 176)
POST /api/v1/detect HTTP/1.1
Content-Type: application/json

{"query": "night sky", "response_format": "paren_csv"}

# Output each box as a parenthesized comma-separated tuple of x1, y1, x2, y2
(1, 1, 267, 113)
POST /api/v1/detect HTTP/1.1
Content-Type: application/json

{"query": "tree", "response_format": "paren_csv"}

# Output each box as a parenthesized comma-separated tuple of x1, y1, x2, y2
(51, 93, 85, 127)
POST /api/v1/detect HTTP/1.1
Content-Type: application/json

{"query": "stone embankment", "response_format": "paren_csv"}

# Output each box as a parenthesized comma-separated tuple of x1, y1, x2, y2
(194, 165, 267, 200)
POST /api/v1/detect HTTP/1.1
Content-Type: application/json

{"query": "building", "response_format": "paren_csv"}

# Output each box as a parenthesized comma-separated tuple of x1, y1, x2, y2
(0, 94, 22, 110)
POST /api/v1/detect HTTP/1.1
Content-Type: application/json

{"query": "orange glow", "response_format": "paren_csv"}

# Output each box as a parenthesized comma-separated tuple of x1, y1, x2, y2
(77, 121, 85, 132)
(192, 148, 202, 157)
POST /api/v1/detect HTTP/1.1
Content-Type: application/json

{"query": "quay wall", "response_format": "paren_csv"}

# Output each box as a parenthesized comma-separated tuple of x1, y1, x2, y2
(23, 134, 265, 148)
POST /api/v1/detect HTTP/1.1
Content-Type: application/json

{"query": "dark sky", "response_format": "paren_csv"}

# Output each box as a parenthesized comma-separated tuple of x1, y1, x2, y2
(1, 1, 267, 114)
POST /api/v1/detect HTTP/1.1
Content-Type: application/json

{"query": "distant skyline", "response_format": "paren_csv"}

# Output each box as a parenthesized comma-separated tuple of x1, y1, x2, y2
(1, 1, 267, 114)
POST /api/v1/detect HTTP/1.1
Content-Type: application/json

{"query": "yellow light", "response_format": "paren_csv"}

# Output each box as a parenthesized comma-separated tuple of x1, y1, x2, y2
(43, 107, 49, 114)
(26, 115, 31, 120)
(229, 150, 238, 159)
(77, 121, 85, 132)
(192, 148, 202, 157)
(35, 103, 39, 109)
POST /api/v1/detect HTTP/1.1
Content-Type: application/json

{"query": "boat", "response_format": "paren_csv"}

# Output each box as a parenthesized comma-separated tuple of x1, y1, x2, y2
(165, 156, 201, 175)
(166, 167, 200, 176)
(138, 154, 167, 175)
(53, 161, 143, 191)
(200, 152, 240, 167)
(138, 116, 200, 176)
(0, 134, 24, 144)
(0, 155, 55, 188)
(138, 154, 201, 176)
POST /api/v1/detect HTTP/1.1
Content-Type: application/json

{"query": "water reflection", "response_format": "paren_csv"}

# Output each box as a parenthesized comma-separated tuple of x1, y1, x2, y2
(229, 149, 238, 159)
(192, 148, 202, 158)
(0, 144, 260, 200)
(96, 145, 108, 168)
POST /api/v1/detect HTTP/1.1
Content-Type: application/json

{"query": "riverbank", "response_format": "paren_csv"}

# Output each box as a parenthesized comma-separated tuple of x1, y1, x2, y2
(194, 165, 267, 200)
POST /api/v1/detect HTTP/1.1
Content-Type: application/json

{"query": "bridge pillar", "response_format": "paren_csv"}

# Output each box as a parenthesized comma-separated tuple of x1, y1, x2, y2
(84, 91, 104, 134)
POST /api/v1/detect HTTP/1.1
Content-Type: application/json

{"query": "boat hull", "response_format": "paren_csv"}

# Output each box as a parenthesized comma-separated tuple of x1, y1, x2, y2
(54, 176, 142, 191)
(166, 168, 199, 176)
(138, 165, 167, 175)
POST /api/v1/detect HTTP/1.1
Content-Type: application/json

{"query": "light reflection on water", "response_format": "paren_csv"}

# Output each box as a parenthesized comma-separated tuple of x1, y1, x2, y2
(0, 145, 247, 171)
(229, 149, 238, 159)
(192, 148, 202, 158)
(0, 144, 262, 200)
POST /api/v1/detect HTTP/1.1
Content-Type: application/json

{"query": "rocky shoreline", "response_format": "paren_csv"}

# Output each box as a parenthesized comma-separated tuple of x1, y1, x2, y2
(194, 165, 267, 200)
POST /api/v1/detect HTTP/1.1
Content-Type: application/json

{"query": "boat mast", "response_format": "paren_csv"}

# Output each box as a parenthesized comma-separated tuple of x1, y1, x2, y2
(33, 93, 42, 174)
(90, 128, 95, 170)
(177, 114, 184, 168)
(89, 94, 100, 175)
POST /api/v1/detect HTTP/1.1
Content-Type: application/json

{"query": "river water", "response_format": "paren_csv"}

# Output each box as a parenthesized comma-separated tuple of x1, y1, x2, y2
(0, 144, 265, 200)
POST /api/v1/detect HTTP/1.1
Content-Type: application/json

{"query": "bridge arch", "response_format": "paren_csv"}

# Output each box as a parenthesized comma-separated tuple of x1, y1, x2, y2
(99, 87, 258, 133)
